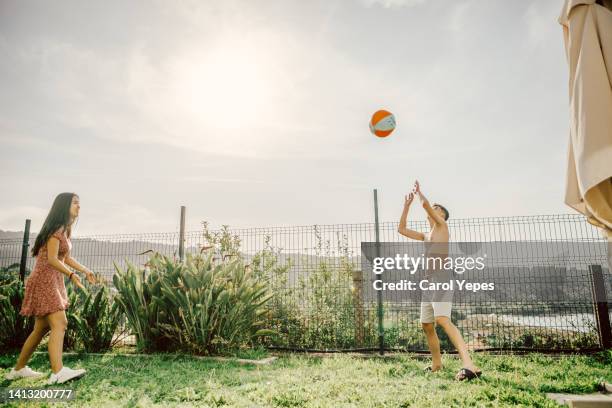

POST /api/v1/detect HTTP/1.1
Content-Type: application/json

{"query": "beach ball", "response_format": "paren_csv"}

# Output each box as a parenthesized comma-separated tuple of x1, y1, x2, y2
(369, 110, 396, 138)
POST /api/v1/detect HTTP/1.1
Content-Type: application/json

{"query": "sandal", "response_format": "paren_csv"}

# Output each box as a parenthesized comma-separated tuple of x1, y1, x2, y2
(424, 366, 442, 373)
(456, 368, 482, 381)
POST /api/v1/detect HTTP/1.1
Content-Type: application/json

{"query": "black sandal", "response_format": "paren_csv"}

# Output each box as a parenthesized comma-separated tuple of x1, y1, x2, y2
(424, 366, 441, 373)
(456, 368, 482, 381)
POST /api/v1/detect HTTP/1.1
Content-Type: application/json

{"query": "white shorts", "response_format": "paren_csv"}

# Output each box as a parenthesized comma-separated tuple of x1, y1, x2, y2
(419, 301, 452, 324)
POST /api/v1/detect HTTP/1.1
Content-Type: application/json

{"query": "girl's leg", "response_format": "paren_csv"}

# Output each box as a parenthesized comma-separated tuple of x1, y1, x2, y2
(14, 316, 50, 370)
(46, 310, 68, 374)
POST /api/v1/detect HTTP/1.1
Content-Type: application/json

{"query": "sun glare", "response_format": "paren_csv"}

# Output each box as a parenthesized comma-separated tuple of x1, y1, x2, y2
(177, 44, 273, 130)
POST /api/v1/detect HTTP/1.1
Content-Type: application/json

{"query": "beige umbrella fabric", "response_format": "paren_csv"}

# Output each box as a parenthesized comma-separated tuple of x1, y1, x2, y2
(559, 0, 612, 238)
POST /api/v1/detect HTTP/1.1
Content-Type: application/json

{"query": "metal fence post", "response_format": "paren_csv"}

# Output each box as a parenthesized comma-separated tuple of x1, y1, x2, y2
(374, 189, 384, 355)
(590, 264, 612, 349)
(352, 270, 365, 347)
(19, 219, 31, 282)
(179, 206, 186, 262)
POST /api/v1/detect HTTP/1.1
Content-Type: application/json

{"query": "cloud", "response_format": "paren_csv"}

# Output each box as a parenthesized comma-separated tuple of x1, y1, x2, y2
(0, 0, 574, 230)
(0, 206, 48, 231)
(82, 203, 172, 235)
(2, 11, 403, 161)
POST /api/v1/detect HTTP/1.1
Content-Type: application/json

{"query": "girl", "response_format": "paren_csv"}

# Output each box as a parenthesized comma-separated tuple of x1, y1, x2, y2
(5, 193, 96, 384)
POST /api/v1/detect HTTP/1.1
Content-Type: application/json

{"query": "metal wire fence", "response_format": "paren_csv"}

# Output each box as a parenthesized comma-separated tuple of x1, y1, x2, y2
(1, 214, 610, 352)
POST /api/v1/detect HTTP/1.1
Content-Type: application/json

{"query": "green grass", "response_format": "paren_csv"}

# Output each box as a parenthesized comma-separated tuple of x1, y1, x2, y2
(1, 351, 610, 407)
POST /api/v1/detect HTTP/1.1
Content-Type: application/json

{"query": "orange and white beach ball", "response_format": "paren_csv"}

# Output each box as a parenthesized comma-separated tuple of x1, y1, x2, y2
(369, 110, 396, 138)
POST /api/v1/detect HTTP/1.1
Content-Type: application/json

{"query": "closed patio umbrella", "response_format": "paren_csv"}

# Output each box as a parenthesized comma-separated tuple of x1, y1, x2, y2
(559, 0, 612, 239)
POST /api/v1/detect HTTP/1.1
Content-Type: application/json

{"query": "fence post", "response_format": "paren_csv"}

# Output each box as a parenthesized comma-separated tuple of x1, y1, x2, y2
(179, 206, 186, 262)
(374, 189, 384, 355)
(352, 270, 365, 347)
(19, 219, 31, 282)
(590, 264, 611, 349)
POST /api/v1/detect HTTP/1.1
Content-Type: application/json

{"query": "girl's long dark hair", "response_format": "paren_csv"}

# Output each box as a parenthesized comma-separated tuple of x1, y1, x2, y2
(31, 192, 78, 256)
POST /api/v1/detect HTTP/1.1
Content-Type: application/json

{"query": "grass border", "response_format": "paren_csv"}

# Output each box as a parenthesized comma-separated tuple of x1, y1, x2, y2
(29, 351, 278, 366)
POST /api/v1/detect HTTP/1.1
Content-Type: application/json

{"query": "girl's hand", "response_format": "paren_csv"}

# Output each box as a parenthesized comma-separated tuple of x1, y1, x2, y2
(70, 273, 86, 290)
(85, 271, 97, 284)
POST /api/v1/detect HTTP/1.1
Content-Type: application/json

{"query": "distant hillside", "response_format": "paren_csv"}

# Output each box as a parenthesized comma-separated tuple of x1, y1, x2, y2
(0, 232, 357, 286)
(0, 229, 37, 241)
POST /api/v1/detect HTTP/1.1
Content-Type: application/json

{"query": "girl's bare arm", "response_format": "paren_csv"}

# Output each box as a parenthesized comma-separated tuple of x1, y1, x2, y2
(46, 238, 75, 277)
(64, 256, 91, 275)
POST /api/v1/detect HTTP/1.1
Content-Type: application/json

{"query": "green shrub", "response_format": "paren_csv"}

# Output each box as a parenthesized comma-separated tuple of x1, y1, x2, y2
(158, 253, 274, 354)
(64, 286, 81, 350)
(1, 264, 122, 353)
(0, 263, 21, 283)
(202, 223, 311, 350)
(484, 328, 599, 350)
(113, 251, 274, 355)
(0, 278, 34, 351)
(111, 255, 171, 353)
(206, 224, 381, 350)
(482, 316, 600, 350)
(262, 227, 363, 350)
(65, 283, 123, 352)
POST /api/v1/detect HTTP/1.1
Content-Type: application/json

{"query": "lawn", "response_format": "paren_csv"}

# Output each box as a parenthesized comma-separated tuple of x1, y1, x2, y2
(1, 351, 611, 407)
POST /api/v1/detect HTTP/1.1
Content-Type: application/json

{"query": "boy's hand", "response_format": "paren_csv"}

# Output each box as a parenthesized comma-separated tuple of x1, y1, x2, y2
(404, 192, 415, 206)
(414, 180, 429, 204)
(414, 180, 421, 195)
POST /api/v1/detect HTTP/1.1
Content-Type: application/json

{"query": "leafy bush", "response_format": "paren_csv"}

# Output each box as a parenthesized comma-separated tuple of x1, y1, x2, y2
(113, 251, 274, 355)
(64, 286, 81, 350)
(1, 264, 122, 353)
(202, 223, 313, 350)
(111, 255, 172, 353)
(157, 253, 274, 354)
(484, 328, 599, 350)
(0, 278, 34, 351)
(0, 263, 21, 282)
(250, 226, 365, 350)
(295, 255, 356, 349)
(65, 283, 124, 352)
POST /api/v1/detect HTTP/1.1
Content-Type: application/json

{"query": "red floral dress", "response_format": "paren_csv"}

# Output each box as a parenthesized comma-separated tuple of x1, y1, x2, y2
(20, 228, 72, 316)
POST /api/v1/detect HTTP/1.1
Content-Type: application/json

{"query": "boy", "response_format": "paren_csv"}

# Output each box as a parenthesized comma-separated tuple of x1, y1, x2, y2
(398, 180, 481, 381)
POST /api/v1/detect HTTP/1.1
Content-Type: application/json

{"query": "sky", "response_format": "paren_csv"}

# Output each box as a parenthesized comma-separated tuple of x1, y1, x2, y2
(0, 0, 573, 235)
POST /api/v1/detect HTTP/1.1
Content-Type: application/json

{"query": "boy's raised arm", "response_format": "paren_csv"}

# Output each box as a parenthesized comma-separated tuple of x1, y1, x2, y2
(415, 180, 446, 226)
(398, 192, 425, 241)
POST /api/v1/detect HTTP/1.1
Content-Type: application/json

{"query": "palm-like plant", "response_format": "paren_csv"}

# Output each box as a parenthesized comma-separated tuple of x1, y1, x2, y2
(0, 278, 34, 351)
(66, 284, 124, 352)
(113, 251, 274, 355)
(112, 257, 169, 352)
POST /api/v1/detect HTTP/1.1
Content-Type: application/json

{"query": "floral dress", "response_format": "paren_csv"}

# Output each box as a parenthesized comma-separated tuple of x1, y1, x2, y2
(20, 228, 72, 316)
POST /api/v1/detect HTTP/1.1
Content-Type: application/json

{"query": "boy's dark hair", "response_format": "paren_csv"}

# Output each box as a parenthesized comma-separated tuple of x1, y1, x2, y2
(433, 203, 450, 221)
